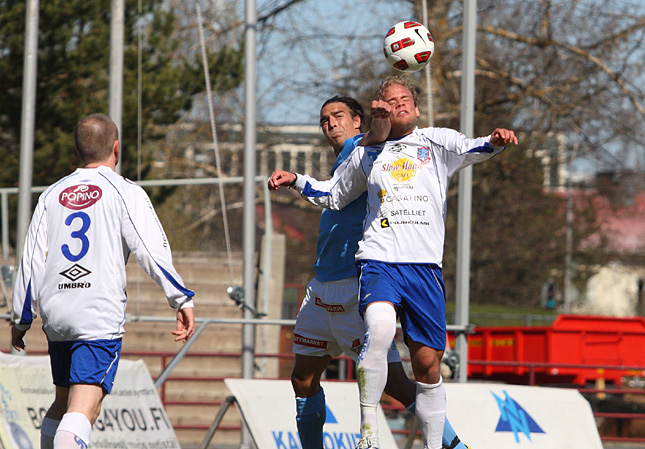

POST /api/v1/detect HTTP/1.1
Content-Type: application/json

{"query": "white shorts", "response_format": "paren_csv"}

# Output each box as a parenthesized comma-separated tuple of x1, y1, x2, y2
(292, 276, 401, 363)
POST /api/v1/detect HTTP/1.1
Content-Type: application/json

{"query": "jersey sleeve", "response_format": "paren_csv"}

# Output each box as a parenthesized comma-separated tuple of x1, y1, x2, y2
(293, 145, 368, 210)
(425, 127, 504, 177)
(121, 184, 194, 309)
(12, 194, 48, 330)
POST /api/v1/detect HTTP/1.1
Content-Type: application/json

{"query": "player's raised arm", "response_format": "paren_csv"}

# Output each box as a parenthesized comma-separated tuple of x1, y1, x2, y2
(490, 128, 518, 147)
(358, 100, 391, 147)
(292, 147, 368, 211)
(267, 169, 296, 191)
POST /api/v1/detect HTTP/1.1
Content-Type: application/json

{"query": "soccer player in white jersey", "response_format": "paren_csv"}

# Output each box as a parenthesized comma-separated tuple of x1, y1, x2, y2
(272, 76, 518, 449)
(11, 113, 195, 449)
(269, 96, 471, 449)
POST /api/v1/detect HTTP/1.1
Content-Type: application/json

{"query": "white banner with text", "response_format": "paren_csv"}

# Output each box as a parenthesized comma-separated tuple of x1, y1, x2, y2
(0, 352, 178, 449)
(225, 379, 603, 449)
(225, 378, 399, 449)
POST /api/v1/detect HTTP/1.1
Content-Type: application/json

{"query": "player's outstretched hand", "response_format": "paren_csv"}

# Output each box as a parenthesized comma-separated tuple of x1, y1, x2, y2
(11, 326, 27, 352)
(267, 170, 296, 191)
(490, 128, 518, 147)
(173, 307, 195, 343)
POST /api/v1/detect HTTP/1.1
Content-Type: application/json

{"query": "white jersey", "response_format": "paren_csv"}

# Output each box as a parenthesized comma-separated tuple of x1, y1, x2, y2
(12, 165, 194, 342)
(293, 126, 504, 265)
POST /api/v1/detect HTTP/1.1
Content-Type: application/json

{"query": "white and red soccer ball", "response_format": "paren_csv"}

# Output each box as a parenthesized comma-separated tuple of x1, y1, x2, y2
(383, 21, 434, 72)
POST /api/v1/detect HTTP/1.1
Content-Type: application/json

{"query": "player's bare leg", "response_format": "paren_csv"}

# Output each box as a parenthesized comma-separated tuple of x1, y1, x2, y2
(41, 386, 68, 449)
(384, 361, 416, 406)
(291, 354, 332, 449)
(53, 384, 106, 449)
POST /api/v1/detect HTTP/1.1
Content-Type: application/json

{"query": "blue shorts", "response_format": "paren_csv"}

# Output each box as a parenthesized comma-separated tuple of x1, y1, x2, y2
(358, 260, 446, 350)
(48, 339, 122, 394)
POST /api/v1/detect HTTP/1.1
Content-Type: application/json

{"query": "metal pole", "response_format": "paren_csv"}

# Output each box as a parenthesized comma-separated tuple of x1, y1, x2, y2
(455, 0, 477, 383)
(563, 140, 576, 312)
(242, 0, 257, 380)
(242, 0, 257, 446)
(16, 0, 39, 266)
(421, 0, 434, 127)
(2, 192, 9, 260)
(109, 0, 125, 174)
(14, 0, 39, 356)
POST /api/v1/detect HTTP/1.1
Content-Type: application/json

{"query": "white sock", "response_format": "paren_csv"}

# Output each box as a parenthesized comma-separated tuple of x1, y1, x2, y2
(54, 413, 91, 449)
(40, 417, 60, 449)
(415, 379, 446, 449)
(357, 302, 397, 439)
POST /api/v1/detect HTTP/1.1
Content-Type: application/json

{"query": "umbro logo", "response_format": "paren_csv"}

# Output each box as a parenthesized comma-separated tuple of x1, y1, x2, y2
(59, 264, 91, 282)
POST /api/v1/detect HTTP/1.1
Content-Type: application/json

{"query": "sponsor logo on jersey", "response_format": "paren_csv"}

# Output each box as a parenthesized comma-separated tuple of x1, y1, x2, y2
(59, 263, 92, 281)
(382, 193, 430, 203)
(293, 333, 327, 349)
(381, 157, 419, 182)
(417, 146, 430, 162)
(492, 390, 545, 442)
(392, 183, 414, 191)
(380, 218, 390, 228)
(377, 190, 387, 204)
(58, 282, 92, 290)
(350, 338, 363, 355)
(389, 143, 406, 153)
(314, 297, 346, 312)
(59, 184, 102, 210)
(390, 209, 426, 217)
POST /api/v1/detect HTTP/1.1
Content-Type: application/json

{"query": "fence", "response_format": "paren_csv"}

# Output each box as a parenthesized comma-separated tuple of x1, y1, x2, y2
(2, 315, 644, 445)
(147, 348, 645, 444)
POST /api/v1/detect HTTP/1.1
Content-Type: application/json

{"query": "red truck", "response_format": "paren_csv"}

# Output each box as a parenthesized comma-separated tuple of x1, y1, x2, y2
(462, 314, 645, 386)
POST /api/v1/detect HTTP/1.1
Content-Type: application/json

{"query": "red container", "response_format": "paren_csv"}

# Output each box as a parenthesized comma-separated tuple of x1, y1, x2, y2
(462, 315, 645, 386)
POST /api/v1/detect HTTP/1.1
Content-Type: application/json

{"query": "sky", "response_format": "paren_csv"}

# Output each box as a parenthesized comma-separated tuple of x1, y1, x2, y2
(252, 0, 415, 124)
(203, 0, 644, 175)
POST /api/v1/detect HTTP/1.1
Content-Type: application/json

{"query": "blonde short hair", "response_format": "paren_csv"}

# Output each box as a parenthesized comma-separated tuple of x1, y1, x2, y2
(375, 75, 419, 106)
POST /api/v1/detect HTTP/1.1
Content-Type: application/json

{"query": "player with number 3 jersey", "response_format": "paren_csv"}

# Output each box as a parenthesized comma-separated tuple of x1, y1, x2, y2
(11, 113, 194, 449)
(13, 166, 192, 342)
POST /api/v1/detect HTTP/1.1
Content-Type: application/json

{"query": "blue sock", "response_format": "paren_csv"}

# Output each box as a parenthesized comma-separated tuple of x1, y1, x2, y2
(442, 417, 468, 449)
(296, 389, 326, 449)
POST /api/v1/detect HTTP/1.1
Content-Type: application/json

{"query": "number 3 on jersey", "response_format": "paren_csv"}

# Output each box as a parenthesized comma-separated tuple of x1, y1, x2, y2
(62, 211, 91, 262)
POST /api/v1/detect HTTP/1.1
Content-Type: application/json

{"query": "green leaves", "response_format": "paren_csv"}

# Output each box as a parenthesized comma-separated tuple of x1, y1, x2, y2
(0, 0, 243, 187)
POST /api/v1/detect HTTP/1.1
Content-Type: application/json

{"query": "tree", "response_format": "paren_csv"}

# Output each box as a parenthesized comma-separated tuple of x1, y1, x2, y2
(0, 0, 243, 248)
(250, 0, 644, 307)
(411, 0, 644, 307)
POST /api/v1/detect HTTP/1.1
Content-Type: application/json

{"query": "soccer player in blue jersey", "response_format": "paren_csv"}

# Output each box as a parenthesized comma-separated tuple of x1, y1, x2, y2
(269, 96, 470, 449)
(275, 76, 518, 449)
(11, 113, 195, 449)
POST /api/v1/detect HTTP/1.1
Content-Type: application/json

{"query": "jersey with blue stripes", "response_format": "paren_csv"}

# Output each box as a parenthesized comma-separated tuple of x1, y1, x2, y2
(294, 126, 503, 265)
(12, 165, 194, 341)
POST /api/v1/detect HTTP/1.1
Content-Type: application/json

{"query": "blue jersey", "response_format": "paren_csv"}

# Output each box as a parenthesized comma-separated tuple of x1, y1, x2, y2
(313, 135, 367, 282)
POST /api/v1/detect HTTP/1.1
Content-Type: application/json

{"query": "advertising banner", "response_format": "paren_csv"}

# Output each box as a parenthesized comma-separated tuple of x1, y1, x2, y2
(443, 382, 603, 449)
(225, 379, 399, 449)
(0, 352, 178, 449)
(225, 379, 603, 449)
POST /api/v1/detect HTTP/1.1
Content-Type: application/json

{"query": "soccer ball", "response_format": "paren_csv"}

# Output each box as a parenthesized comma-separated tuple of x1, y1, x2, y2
(383, 21, 434, 72)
